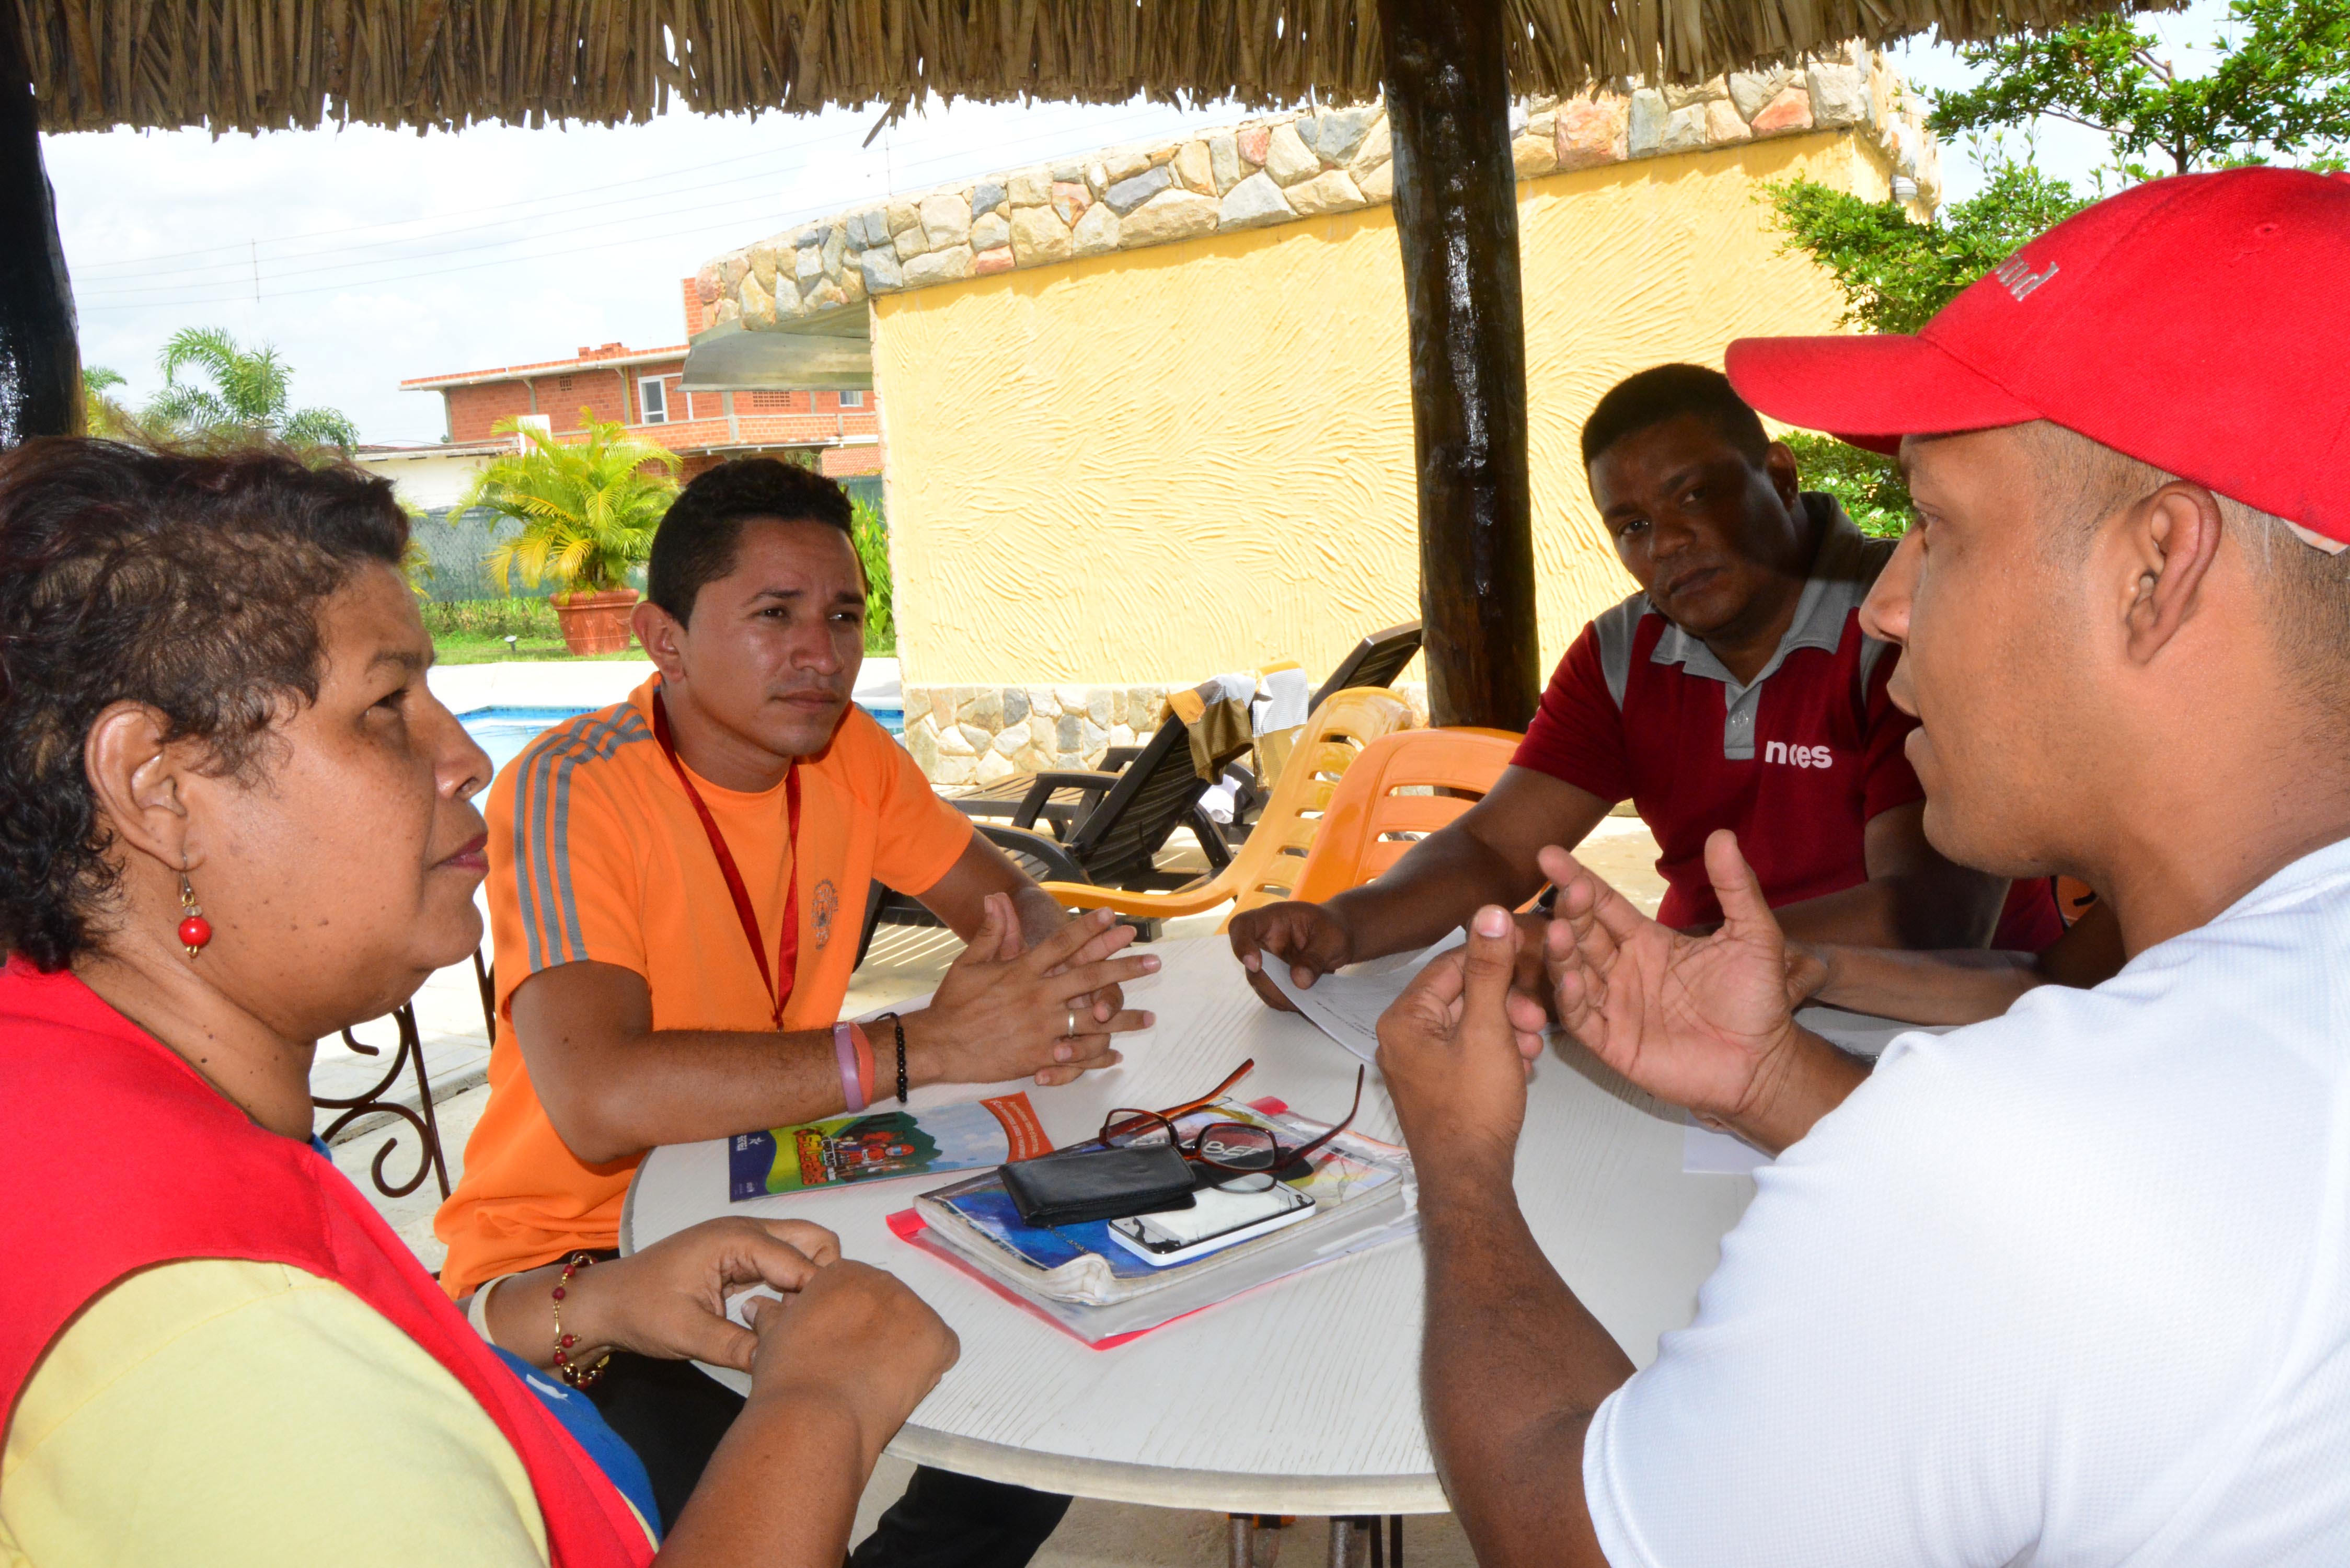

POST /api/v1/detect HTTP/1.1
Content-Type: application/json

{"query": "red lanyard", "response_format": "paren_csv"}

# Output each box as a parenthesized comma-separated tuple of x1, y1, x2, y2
(652, 690, 802, 1029)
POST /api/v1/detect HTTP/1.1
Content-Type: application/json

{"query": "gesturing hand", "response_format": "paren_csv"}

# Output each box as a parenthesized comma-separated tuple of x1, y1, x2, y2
(1375, 906, 1539, 1176)
(1227, 899, 1356, 1013)
(1528, 830, 1857, 1153)
(913, 895, 1159, 1089)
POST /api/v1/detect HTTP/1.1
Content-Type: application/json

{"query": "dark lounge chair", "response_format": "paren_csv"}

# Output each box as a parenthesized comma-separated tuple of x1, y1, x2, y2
(858, 711, 1251, 960)
(957, 624, 1427, 842)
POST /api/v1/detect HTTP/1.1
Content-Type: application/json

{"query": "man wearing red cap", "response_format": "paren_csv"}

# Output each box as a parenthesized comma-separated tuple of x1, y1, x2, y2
(1377, 168, 2350, 1565)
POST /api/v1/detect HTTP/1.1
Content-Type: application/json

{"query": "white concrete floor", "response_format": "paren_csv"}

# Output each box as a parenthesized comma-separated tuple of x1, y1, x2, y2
(328, 802, 1667, 1564)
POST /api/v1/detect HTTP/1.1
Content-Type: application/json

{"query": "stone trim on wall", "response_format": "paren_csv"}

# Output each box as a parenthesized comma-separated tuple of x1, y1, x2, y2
(694, 42, 1940, 329)
(905, 682, 1433, 785)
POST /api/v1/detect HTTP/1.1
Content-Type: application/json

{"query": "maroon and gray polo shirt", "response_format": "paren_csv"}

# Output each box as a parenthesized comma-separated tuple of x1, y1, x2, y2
(1515, 495, 2063, 950)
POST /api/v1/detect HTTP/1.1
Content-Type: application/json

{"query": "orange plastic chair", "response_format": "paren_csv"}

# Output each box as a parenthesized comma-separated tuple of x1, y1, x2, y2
(1038, 687, 1416, 928)
(1288, 727, 1522, 904)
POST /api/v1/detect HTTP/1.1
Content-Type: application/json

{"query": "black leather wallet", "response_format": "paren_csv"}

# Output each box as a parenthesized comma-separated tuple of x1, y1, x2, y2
(998, 1143, 1198, 1228)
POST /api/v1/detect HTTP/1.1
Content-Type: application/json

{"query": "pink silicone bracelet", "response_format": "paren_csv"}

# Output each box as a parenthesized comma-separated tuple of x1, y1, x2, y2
(834, 1021, 868, 1113)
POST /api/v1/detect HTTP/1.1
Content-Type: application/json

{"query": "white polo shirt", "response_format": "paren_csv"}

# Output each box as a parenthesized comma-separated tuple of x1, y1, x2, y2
(1584, 835, 2350, 1567)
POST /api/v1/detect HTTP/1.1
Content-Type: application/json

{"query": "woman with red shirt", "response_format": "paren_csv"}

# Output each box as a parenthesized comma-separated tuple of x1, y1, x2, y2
(0, 438, 955, 1566)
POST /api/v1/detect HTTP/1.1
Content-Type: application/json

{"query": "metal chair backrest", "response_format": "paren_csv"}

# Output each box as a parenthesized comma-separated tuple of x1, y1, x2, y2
(1065, 706, 1250, 886)
(1291, 727, 1520, 904)
(1311, 621, 1423, 711)
(1217, 687, 1416, 927)
(313, 1004, 451, 1201)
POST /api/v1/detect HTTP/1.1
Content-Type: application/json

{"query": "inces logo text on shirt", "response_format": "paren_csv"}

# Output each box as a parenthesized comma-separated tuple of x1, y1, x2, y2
(1764, 741, 1834, 769)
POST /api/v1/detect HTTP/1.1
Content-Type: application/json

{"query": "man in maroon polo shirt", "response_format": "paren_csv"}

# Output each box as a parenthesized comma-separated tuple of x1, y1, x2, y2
(1231, 363, 2060, 1005)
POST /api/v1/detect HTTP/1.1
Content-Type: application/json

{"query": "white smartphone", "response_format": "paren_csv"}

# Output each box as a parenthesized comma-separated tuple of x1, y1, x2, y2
(1105, 1181, 1315, 1268)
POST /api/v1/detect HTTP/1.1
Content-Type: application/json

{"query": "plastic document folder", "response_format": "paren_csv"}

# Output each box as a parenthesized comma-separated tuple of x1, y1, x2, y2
(891, 1098, 1417, 1347)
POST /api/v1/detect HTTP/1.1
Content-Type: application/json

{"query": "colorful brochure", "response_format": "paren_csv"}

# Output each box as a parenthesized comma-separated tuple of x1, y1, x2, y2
(728, 1091, 1052, 1202)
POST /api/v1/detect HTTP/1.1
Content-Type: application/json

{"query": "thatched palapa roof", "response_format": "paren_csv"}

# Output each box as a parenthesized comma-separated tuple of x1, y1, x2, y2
(16, 0, 2158, 137)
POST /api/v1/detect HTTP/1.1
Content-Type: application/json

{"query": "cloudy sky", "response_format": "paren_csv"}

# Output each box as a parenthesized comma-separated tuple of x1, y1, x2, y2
(44, 2, 2232, 444)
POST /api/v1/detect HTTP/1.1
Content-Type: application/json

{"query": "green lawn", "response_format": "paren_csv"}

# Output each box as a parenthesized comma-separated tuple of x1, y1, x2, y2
(430, 633, 648, 665)
(422, 597, 894, 664)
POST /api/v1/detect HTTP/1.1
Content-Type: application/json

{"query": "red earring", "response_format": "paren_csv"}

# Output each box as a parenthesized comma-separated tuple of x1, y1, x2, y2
(178, 874, 212, 958)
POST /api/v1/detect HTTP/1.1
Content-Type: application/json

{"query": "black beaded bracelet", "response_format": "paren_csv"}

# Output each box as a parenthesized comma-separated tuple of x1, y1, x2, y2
(880, 1012, 908, 1104)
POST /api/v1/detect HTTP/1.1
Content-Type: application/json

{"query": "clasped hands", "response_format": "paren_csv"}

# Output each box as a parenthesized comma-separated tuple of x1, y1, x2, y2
(909, 895, 1161, 1089)
(491, 1216, 959, 1448)
(1378, 829, 1859, 1166)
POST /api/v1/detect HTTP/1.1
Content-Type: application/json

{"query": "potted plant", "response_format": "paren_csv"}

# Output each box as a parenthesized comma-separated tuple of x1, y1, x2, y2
(457, 412, 681, 655)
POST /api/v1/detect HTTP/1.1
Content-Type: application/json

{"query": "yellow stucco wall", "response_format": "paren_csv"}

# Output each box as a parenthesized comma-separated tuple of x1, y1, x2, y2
(877, 130, 1891, 688)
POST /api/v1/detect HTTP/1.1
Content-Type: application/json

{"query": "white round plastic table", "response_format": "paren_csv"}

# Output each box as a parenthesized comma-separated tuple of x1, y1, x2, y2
(624, 935, 1913, 1519)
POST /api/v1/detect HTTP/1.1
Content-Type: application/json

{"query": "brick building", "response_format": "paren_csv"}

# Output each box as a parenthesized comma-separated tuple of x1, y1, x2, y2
(399, 280, 881, 484)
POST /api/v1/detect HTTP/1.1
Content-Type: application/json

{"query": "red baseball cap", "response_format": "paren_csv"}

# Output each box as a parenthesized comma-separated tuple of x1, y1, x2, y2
(1725, 168, 2350, 543)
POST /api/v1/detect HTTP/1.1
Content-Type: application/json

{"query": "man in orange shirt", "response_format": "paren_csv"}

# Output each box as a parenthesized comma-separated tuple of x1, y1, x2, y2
(437, 458, 1155, 1563)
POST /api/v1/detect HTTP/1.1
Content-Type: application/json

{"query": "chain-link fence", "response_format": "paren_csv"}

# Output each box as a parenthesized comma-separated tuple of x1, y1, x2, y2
(411, 504, 650, 605)
(408, 506, 523, 603)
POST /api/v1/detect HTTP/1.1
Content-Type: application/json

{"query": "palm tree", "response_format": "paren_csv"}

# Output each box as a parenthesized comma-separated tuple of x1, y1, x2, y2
(459, 413, 682, 599)
(81, 366, 145, 439)
(145, 327, 360, 452)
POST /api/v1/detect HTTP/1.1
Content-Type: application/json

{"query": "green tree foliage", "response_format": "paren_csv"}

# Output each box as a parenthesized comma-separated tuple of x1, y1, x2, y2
(144, 327, 361, 452)
(1931, 0, 2350, 179)
(1767, 162, 2088, 333)
(458, 413, 681, 599)
(1783, 434, 1913, 539)
(850, 499, 896, 654)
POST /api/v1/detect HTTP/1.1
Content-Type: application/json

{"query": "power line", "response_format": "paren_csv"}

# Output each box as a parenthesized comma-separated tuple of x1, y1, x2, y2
(68, 99, 1235, 316)
(76, 183, 794, 298)
(68, 100, 1206, 281)
(74, 211, 780, 311)
(67, 132, 861, 274)
(74, 157, 811, 284)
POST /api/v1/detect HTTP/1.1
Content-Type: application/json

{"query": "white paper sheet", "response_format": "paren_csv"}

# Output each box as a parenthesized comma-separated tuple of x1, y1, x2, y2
(1262, 929, 1468, 1063)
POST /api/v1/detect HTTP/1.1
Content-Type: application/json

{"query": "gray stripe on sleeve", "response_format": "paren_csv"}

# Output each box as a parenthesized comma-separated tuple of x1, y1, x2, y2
(547, 707, 646, 965)
(520, 707, 648, 973)
(514, 730, 556, 974)
(1592, 593, 1651, 712)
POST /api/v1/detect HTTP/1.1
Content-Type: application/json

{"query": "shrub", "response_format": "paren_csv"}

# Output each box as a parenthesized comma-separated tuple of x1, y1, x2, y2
(851, 500, 896, 654)
(1783, 433, 1911, 540)
(421, 596, 563, 642)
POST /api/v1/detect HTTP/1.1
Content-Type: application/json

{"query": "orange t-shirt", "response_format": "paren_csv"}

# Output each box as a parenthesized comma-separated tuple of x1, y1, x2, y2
(435, 676, 972, 1296)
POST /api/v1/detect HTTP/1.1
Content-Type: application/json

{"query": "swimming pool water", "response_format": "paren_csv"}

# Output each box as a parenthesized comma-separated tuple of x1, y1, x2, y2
(456, 707, 592, 777)
(459, 702, 905, 778)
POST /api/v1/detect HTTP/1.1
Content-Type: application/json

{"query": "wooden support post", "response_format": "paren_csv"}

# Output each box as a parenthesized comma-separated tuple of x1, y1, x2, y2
(1377, 0, 1540, 730)
(0, 16, 82, 445)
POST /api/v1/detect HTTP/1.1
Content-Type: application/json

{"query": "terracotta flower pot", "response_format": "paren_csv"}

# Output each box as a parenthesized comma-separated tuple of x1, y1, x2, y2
(550, 587, 640, 656)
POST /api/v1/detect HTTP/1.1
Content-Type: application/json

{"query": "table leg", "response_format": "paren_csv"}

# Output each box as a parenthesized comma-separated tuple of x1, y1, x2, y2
(1230, 1514, 1287, 1568)
(1329, 1517, 1378, 1568)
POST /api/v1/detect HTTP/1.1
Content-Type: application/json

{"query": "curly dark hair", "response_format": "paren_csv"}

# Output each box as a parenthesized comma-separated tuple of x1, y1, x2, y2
(0, 438, 410, 971)
(648, 456, 854, 625)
